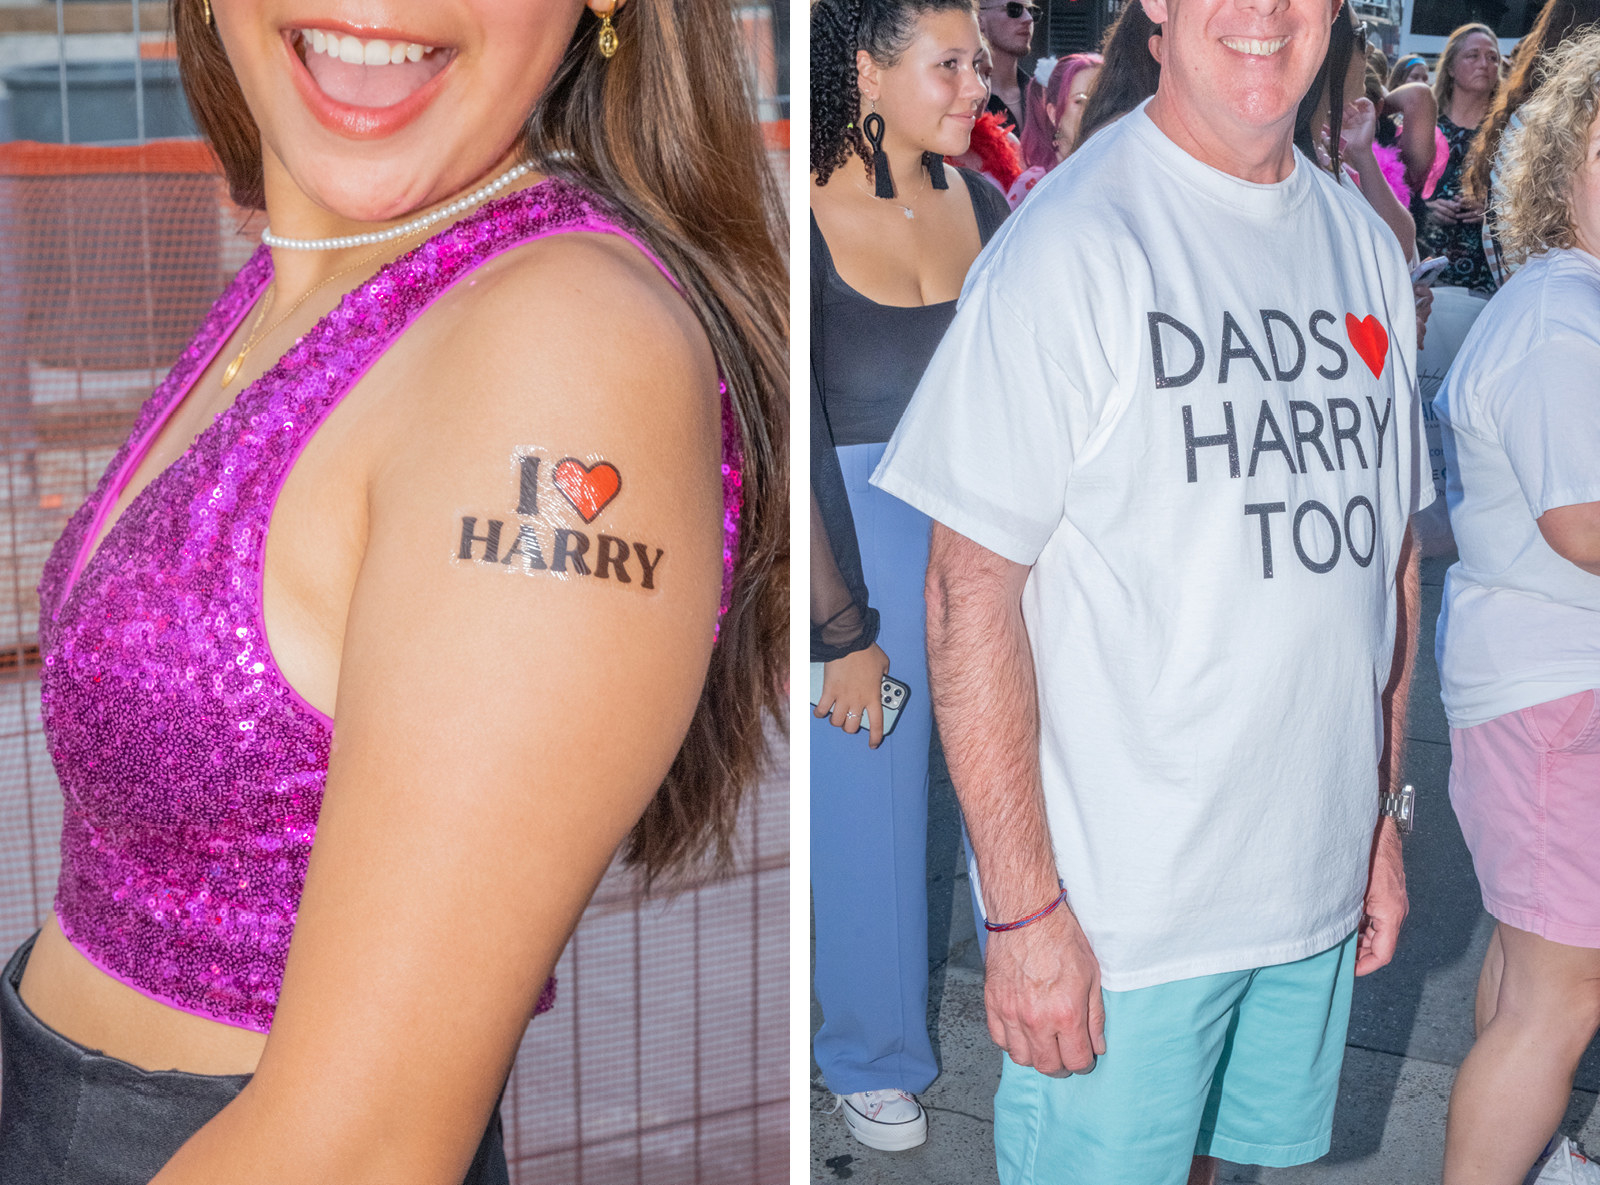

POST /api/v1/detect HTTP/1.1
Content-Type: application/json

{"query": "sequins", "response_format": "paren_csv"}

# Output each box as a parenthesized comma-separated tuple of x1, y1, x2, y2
(37, 179, 734, 1032)
(718, 379, 744, 634)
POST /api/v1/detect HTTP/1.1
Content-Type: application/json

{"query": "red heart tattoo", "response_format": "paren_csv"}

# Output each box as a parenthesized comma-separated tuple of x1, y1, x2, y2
(553, 458, 621, 523)
(1345, 314, 1389, 379)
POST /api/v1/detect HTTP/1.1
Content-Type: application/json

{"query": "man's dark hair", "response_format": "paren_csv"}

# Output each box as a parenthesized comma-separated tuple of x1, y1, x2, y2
(1075, 1, 1161, 148)
(1294, 4, 1362, 173)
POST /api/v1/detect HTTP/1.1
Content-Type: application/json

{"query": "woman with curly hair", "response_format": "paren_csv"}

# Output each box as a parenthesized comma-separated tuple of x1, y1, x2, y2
(1462, 0, 1600, 290)
(1419, 22, 1504, 292)
(0, 0, 786, 1181)
(1434, 29, 1600, 1185)
(810, 0, 1006, 1152)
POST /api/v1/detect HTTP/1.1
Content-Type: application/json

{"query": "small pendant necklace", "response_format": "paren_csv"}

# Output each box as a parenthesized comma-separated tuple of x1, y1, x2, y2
(220, 234, 411, 388)
(858, 166, 929, 220)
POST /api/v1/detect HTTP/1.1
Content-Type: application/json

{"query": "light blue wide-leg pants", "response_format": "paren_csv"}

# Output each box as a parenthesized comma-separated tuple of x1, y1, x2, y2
(811, 441, 938, 1095)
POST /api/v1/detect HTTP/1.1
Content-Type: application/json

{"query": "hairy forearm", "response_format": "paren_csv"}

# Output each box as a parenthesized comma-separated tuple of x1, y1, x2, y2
(925, 528, 1058, 919)
(1380, 525, 1420, 795)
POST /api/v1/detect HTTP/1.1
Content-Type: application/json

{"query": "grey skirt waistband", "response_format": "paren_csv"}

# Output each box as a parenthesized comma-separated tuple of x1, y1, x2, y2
(0, 930, 250, 1183)
(0, 933, 508, 1184)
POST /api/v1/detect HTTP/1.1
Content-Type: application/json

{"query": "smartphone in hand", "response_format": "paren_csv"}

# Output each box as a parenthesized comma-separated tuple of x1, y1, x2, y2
(809, 663, 911, 740)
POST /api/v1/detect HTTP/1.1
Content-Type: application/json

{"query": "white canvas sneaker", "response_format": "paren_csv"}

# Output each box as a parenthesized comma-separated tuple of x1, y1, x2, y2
(1536, 1137, 1600, 1184)
(832, 1089, 928, 1151)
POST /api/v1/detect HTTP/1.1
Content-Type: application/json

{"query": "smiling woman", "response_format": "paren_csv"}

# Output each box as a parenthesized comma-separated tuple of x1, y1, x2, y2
(0, 1, 786, 1183)
(290, 27, 453, 132)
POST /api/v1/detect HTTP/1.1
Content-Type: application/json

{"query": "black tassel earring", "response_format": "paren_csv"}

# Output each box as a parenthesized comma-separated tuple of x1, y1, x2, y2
(862, 110, 896, 199)
(922, 152, 949, 189)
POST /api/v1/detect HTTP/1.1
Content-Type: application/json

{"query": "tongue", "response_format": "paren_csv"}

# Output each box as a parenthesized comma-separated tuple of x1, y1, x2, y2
(304, 50, 439, 108)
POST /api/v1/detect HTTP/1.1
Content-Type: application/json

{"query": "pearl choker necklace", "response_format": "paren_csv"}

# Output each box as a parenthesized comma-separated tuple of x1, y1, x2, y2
(260, 161, 536, 251)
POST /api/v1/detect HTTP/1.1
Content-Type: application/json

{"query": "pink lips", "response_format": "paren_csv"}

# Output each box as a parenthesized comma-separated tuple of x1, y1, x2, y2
(285, 28, 454, 139)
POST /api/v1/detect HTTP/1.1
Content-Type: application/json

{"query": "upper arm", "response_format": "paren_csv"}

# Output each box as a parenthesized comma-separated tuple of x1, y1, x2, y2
(1494, 336, 1600, 557)
(1355, 166, 1417, 262)
(1390, 85, 1438, 182)
(1538, 502, 1600, 575)
(184, 236, 723, 1182)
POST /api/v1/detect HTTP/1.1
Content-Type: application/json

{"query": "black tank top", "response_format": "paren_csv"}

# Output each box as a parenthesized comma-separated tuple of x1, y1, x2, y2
(812, 168, 1011, 447)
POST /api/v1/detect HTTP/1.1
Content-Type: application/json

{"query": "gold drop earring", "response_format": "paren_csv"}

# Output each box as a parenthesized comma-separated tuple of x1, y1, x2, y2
(596, 4, 619, 58)
(202, 0, 212, 25)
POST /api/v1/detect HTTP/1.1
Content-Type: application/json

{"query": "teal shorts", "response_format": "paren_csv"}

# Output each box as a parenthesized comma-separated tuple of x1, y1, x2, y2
(994, 931, 1357, 1185)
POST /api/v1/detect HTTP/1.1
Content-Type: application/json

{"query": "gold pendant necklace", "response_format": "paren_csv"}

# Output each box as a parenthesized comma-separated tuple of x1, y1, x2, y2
(221, 235, 412, 389)
(221, 295, 273, 387)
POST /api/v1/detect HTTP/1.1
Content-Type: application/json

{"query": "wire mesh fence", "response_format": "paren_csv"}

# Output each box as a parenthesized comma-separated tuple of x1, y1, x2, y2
(0, 7, 788, 1182)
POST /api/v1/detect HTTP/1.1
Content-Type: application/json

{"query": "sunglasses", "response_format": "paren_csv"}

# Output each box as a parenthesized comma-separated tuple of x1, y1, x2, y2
(981, 3, 1040, 18)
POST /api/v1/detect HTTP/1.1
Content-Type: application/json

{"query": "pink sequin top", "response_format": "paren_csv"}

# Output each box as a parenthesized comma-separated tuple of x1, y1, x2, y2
(37, 178, 745, 1032)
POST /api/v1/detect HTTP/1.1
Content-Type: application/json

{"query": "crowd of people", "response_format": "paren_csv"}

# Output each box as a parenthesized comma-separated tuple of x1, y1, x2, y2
(810, 0, 1600, 1180)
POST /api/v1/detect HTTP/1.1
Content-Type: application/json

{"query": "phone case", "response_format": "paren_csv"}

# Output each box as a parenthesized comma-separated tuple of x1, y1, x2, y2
(809, 662, 910, 739)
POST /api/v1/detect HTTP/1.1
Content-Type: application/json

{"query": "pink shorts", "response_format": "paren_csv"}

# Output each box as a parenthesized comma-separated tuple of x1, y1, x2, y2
(1450, 689, 1600, 947)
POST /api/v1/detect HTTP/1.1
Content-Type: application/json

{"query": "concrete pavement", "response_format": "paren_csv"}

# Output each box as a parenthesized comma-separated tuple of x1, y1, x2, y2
(811, 555, 1600, 1183)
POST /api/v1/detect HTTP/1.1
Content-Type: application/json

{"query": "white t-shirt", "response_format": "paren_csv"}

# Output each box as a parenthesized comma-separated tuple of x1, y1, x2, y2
(1433, 248, 1600, 728)
(872, 103, 1433, 991)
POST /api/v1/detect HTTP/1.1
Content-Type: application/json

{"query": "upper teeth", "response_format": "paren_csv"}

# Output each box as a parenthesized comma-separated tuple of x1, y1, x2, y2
(302, 29, 436, 65)
(1222, 37, 1289, 54)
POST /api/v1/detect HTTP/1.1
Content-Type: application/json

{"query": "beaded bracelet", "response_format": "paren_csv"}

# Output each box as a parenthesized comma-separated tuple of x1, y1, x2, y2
(984, 879, 1069, 933)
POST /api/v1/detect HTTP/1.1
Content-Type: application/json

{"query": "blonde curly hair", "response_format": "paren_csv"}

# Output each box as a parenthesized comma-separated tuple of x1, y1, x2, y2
(1496, 29, 1600, 261)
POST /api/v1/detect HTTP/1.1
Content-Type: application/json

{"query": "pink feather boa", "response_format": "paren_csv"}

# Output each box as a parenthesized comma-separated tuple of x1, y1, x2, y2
(1374, 125, 1450, 205)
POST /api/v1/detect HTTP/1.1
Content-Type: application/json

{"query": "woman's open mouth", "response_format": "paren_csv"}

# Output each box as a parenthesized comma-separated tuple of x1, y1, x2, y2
(285, 26, 456, 137)
(290, 27, 452, 108)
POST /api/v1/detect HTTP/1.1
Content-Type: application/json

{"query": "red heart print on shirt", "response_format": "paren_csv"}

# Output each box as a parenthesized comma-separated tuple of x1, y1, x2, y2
(553, 458, 621, 523)
(1344, 314, 1389, 378)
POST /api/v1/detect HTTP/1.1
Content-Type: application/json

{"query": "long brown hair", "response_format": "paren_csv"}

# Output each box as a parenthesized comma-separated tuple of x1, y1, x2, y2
(1432, 22, 1499, 116)
(1463, 0, 1600, 203)
(171, 0, 788, 886)
(1076, 1, 1160, 149)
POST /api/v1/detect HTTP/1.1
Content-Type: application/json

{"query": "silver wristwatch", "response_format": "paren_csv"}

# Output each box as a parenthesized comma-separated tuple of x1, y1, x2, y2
(1380, 783, 1416, 836)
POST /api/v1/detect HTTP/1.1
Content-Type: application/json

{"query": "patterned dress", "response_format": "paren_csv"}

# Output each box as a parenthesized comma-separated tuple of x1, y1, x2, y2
(1415, 113, 1495, 293)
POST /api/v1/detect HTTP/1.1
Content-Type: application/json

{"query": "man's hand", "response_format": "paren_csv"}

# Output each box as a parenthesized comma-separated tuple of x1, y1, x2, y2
(1356, 816, 1407, 976)
(983, 903, 1107, 1075)
(924, 525, 1099, 1070)
(1414, 282, 1434, 350)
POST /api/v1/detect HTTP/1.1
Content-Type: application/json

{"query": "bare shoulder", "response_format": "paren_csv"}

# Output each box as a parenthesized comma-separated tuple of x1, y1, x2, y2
(364, 222, 723, 587)
(398, 228, 717, 445)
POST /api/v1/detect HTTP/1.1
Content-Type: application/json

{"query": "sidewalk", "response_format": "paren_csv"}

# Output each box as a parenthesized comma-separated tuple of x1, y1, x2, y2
(811, 556, 1600, 1183)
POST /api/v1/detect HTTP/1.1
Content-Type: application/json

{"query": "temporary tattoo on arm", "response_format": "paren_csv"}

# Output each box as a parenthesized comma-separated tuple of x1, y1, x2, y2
(552, 458, 621, 522)
(452, 450, 665, 591)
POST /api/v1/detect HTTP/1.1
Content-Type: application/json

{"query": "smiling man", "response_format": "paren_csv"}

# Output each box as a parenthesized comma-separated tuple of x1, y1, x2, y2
(870, 0, 1433, 1177)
